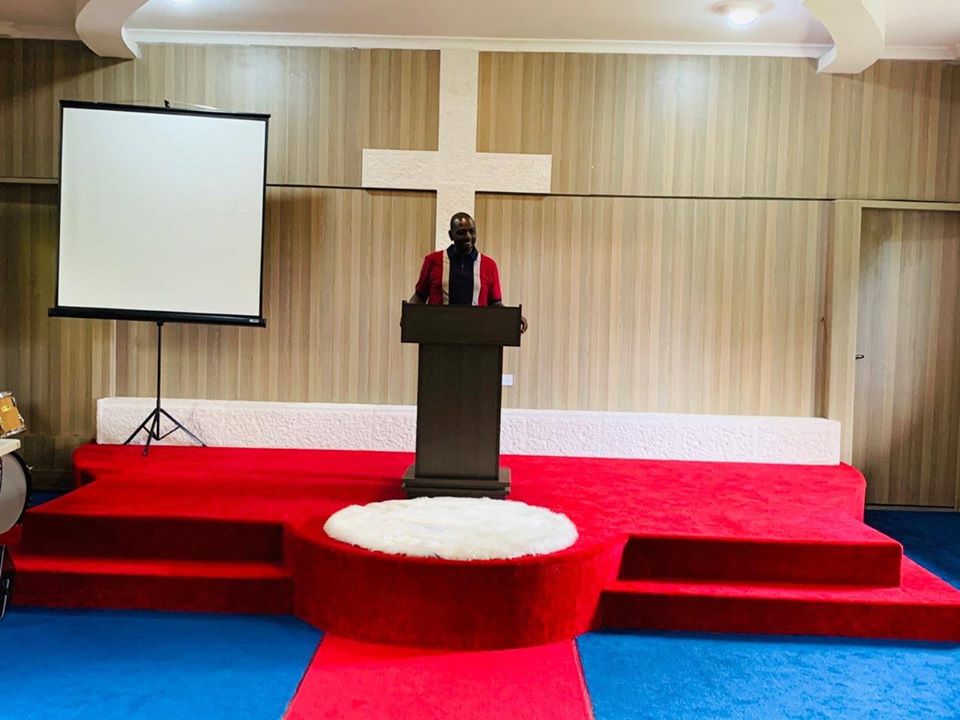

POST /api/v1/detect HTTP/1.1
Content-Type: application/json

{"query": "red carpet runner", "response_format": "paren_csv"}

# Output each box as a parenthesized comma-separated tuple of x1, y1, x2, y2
(7, 444, 960, 645)
(286, 636, 593, 720)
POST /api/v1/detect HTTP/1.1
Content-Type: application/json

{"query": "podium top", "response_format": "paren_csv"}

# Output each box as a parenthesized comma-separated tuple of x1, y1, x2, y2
(401, 303, 522, 346)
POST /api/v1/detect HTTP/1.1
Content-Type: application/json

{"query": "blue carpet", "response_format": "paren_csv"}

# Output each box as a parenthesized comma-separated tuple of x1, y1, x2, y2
(0, 609, 321, 720)
(579, 511, 960, 720)
(865, 509, 960, 588)
(27, 491, 66, 508)
(578, 632, 960, 720)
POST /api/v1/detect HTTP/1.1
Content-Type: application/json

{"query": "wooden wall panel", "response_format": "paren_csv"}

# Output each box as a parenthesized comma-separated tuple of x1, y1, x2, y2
(3, 40, 957, 202)
(478, 53, 752, 198)
(4, 38, 960, 486)
(478, 53, 960, 201)
(853, 210, 960, 506)
(478, 195, 827, 415)
(5, 183, 829, 481)
(116, 188, 433, 404)
(0, 185, 114, 482)
(0, 40, 440, 186)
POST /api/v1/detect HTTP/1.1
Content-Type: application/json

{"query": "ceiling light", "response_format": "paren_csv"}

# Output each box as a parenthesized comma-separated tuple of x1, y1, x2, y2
(728, 7, 759, 25)
(712, 1, 773, 27)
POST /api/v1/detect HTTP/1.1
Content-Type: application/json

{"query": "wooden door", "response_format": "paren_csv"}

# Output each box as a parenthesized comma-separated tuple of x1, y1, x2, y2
(853, 210, 960, 507)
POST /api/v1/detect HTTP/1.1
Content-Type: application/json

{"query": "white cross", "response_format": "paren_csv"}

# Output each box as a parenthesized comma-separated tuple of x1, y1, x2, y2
(362, 49, 553, 250)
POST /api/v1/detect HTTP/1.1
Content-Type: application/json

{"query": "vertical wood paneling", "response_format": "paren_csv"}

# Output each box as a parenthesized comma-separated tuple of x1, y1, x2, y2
(823, 63, 958, 202)
(478, 53, 752, 198)
(0, 40, 440, 185)
(741, 56, 833, 198)
(477, 195, 827, 415)
(478, 53, 960, 201)
(6, 42, 956, 201)
(937, 68, 960, 200)
(853, 210, 960, 506)
(0, 185, 114, 480)
(115, 188, 433, 405)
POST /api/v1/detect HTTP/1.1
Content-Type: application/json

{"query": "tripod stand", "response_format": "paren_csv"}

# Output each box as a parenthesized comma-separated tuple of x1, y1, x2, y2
(123, 321, 205, 456)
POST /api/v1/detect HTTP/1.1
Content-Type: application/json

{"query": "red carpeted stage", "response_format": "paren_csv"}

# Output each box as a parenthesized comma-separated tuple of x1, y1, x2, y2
(7, 444, 960, 647)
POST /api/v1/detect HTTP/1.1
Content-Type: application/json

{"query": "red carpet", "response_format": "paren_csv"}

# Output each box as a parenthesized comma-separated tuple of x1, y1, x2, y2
(285, 636, 593, 720)
(10, 444, 960, 646)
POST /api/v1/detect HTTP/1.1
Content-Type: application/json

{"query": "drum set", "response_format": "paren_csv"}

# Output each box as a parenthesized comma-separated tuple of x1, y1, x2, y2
(0, 391, 30, 620)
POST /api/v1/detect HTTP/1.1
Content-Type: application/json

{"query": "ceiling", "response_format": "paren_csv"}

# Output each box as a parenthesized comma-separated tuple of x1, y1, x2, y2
(886, 0, 960, 46)
(124, 0, 832, 44)
(1, 0, 958, 51)
(0, 0, 75, 34)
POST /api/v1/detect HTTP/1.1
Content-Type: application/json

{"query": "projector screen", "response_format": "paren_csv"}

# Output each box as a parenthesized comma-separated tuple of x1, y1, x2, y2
(51, 101, 269, 326)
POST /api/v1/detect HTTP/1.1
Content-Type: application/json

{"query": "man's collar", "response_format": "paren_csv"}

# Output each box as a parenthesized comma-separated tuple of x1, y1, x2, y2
(446, 244, 478, 262)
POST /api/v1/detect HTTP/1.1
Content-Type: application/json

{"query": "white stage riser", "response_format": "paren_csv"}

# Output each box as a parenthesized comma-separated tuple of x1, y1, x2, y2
(98, 398, 841, 465)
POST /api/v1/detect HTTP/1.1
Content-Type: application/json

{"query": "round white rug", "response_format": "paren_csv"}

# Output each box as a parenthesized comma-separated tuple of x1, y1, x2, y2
(323, 496, 578, 561)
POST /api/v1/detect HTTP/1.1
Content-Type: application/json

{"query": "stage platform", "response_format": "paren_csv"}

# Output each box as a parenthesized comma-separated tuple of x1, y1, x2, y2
(7, 444, 960, 647)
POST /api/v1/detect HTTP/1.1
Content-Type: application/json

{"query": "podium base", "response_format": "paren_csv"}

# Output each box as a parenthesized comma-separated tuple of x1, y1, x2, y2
(402, 465, 511, 499)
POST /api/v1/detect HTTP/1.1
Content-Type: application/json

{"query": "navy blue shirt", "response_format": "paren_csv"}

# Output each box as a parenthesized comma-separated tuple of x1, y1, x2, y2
(446, 246, 479, 306)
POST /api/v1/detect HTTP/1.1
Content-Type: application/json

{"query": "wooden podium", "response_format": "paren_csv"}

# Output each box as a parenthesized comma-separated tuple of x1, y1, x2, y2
(400, 303, 522, 498)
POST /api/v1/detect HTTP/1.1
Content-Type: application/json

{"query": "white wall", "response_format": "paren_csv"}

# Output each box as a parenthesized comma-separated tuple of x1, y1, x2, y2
(99, 397, 842, 465)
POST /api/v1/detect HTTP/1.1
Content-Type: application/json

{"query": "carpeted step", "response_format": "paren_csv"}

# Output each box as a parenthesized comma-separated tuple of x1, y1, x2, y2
(11, 554, 293, 614)
(619, 521, 903, 586)
(20, 512, 285, 563)
(600, 558, 960, 643)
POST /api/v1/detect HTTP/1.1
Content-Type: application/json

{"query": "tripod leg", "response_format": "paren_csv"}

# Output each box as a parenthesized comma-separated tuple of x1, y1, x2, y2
(0, 575, 9, 621)
(159, 408, 206, 447)
(142, 410, 161, 456)
(123, 414, 153, 445)
(0, 546, 11, 622)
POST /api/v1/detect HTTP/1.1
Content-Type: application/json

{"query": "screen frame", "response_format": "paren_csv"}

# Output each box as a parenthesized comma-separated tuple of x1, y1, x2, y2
(49, 100, 270, 328)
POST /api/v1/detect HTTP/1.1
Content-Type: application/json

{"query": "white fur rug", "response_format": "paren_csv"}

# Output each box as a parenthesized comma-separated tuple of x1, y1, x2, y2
(322, 497, 579, 561)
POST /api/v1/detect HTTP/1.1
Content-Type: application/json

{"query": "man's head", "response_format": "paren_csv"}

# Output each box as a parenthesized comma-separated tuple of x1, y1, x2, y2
(449, 212, 477, 256)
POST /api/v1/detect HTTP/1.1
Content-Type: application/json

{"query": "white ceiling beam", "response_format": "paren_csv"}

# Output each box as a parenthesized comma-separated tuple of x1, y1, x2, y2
(74, 0, 149, 58)
(803, 0, 887, 74)
(121, 29, 960, 61)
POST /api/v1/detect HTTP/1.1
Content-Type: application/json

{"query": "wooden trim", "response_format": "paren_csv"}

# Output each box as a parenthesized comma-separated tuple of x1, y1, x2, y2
(858, 200, 960, 212)
(0, 177, 58, 185)
(5, 172, 959, 205)
(820, 200, 863, 462)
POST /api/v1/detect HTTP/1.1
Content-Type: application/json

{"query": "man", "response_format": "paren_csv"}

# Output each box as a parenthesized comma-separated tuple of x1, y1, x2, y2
(408, 212, 528, 334)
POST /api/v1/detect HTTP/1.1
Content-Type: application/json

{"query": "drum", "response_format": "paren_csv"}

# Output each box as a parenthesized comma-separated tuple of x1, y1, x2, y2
(0, 451, 31, 534)
(0, 392, 25, 438)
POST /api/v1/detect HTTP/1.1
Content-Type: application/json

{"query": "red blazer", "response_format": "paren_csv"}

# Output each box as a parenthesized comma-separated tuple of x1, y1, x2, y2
(415, 247, 503, 306)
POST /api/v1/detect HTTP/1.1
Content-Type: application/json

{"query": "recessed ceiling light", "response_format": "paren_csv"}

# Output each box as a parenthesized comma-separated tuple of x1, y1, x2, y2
(712, 1, 773, 27)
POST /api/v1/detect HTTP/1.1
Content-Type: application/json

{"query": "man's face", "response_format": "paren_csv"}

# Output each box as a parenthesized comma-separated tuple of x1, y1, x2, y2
(450, 216, 477, 255)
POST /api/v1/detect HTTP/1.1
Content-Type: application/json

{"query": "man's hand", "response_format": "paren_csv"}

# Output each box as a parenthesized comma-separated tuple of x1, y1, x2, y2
(492, 301, 528, 334)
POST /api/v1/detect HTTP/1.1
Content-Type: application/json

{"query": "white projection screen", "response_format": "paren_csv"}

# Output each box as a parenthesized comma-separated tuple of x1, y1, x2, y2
(51, 101, 269, 326)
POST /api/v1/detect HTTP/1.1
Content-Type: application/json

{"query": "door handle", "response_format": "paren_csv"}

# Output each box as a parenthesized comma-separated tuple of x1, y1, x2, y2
(855, 354, 865, 360)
